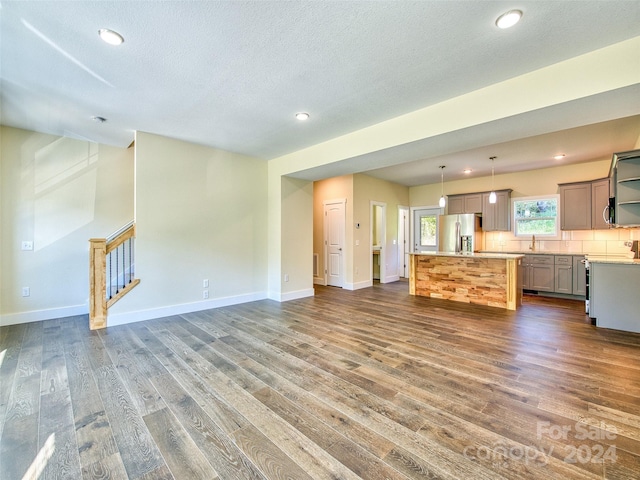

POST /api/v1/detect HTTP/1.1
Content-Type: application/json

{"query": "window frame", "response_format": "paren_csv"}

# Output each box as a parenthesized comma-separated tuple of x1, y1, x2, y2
(512, 194, 561, 239)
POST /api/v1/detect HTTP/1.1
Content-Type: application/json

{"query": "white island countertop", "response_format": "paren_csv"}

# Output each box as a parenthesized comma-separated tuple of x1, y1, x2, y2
(412, 251, 525, 260)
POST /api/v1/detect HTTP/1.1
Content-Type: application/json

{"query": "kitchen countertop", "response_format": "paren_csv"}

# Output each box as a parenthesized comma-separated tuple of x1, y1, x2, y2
(481, 250, 578, 255)
(483, 250, 640, 264)
(585, 254, 640, 265)
(412, 251, 524, 259)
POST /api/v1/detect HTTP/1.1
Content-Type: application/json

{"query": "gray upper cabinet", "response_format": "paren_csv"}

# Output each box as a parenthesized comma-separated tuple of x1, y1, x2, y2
(591, 178, 610, 230)
(612, 151, 640, 227)
(560, 178, 612, 230)
(464, 194, 482, 214)
(482, 190, 511, 231)
(560, 182, 592, 230)
(447, 196, 465, 214)
(447, 193, 482, 214)
(448, 190, 511, 231)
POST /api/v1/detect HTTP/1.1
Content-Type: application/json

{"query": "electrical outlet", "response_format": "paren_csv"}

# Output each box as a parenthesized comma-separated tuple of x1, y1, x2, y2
(21, 241, 33, 251)
(22, 287, 30, 297)
(203, 279, 209, 288)
(203, 290, 209, 299)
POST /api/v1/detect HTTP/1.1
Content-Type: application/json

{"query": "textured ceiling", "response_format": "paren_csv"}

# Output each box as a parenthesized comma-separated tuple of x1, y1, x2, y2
(1, 1, 640, 184)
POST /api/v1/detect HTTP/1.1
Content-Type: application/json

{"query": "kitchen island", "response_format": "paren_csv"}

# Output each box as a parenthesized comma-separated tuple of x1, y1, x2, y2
(409, 252, 524, 310)
(588, 255, 640, 333)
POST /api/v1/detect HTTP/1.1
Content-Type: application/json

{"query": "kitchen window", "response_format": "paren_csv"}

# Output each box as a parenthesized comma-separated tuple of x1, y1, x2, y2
(513, 195, 560, 238)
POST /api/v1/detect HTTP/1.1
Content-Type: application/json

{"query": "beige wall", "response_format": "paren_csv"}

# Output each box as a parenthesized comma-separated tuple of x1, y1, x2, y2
(410, 158, 611, 207)
(0, 126, 134, 325)
(280, 176, 314, 300)
(313, 175, 353, 285)
(109, 131, 268, 324)
(353, 174, 409, 285)
(312, 174, 409, 289)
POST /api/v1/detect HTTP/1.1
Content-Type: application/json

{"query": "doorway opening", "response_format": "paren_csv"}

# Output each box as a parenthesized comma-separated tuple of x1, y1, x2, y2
(371, 201, 386, 283)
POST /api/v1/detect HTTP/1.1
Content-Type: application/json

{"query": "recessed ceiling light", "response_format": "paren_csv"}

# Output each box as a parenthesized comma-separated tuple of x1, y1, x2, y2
(463, 169, 472, 174)
(554, 154, 566, 160)
(295, 112, 310, 121)
(92, 116, 107, 123)
(98, 28, 124, 46)
(495, 10, 522, 29)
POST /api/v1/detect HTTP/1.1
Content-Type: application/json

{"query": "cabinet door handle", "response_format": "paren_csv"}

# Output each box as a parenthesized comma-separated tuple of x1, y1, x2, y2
(603, 205, 610, 225)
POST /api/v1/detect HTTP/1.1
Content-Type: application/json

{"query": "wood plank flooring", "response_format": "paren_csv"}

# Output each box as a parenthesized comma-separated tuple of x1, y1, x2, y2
(2, 281, 640, 479)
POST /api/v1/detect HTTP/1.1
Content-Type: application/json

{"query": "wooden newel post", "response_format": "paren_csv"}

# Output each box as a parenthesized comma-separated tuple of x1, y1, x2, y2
(89, 238, 107, 330)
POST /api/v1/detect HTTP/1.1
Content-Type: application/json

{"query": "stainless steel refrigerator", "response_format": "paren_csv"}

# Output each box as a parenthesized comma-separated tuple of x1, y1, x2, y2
(438, 213, 483, 253)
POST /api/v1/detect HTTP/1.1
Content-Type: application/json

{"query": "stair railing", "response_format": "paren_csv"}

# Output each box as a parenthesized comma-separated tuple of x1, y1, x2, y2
(89, 221, 140, 329)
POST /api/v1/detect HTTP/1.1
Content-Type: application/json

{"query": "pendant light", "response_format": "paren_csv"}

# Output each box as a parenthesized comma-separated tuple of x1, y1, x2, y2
(489, 156, 497, 204)
(439, 166, 446, 208)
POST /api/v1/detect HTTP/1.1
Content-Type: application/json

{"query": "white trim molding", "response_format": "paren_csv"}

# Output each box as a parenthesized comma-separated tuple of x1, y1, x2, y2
(0, 304, 88, 327)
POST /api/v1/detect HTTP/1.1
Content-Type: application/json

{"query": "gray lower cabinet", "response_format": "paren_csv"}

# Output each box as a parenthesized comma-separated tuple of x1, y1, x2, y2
(590, 262, 640, 333)
(518, 253, 586, 296)
(523, 255, 554, 292)
(554, 256, 573, 294)
(572, 255, 586, 295)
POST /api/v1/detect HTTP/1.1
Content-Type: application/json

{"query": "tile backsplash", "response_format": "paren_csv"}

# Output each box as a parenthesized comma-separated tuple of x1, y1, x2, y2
(484, 228, 639, 255)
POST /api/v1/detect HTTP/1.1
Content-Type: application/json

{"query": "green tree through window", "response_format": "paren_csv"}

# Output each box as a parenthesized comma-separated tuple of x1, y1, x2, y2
(514, 197, 559, 236)
(420, 216, 437, 246)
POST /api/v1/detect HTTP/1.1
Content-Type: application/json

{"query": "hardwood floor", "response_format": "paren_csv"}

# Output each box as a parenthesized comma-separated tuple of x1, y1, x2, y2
(2, 281, 640, 479)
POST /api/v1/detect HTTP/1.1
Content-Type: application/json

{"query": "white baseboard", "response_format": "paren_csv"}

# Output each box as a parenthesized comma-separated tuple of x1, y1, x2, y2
(107, 291, 268, 327)
(344, 279, 373, 291)
(313, 276, 326, 286)
(0, 304, 88, 327)
(268, 288, 315, 302)
(0, 285, 320, 328)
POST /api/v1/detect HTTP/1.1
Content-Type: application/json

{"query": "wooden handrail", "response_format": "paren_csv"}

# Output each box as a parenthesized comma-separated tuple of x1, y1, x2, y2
(89, 223, 139, 330)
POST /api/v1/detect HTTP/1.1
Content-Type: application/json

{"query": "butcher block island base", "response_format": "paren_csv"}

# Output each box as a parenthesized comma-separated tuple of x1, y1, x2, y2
(409, 252, 524, 310)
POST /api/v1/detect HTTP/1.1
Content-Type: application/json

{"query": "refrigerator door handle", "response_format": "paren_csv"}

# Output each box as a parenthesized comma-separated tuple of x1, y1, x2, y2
(455, 221, 461, 253)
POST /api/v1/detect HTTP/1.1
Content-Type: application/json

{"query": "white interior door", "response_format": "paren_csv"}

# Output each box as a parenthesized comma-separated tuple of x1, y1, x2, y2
(413, 207, 442, 252)
(324, 199, 345, 287)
